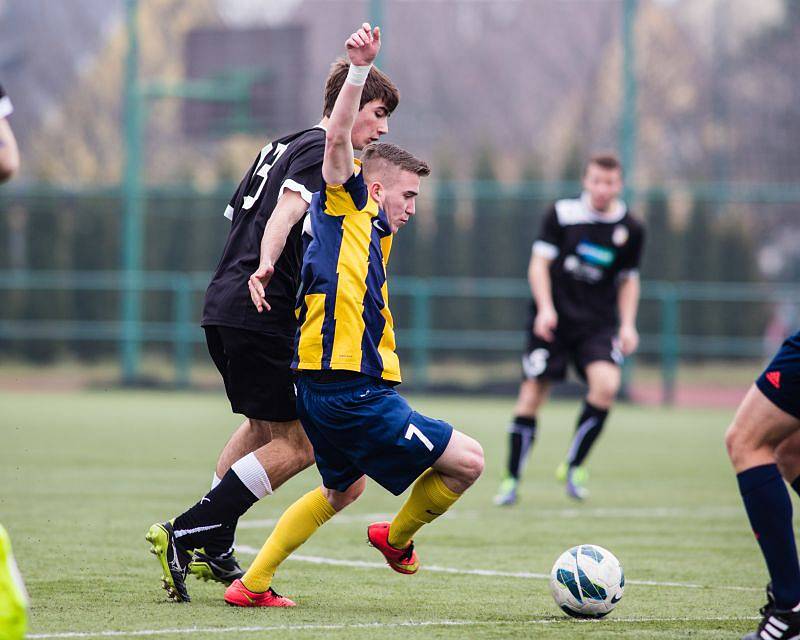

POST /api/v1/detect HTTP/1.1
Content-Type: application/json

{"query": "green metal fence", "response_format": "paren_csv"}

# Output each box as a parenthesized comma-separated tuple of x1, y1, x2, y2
(0, 270, 794, 402)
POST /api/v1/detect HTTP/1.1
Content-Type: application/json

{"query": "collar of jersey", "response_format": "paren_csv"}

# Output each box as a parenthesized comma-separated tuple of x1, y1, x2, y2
(580, 191, 627, 223)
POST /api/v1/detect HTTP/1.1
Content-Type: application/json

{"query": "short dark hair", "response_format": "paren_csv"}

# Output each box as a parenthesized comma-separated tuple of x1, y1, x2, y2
(323, 58, 400, 117)
(585, 153, 623, 176)
(362, 142, 431, 179)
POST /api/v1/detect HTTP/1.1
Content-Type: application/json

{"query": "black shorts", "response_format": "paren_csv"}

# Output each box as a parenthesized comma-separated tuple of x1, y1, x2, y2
(204, 325, 297, 422)
(523, 323, 623, 382)
(755, 332, 800, 419)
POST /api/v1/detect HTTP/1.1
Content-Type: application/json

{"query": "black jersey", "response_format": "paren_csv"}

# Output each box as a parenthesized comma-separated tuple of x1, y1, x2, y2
(531, 193, 645, 329)
(202, 127, 326, 336)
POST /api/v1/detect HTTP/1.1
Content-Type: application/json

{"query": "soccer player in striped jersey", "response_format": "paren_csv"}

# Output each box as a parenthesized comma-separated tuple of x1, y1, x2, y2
(495, 156, 645, 504)
(727, 332, 800, 639)
(223, 23, 484, 608)
(146, 48, 399, 602)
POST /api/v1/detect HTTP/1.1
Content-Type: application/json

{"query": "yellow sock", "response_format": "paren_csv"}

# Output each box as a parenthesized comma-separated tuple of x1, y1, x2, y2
(388, 469, 461, 549)
(241, 487, 336, 592)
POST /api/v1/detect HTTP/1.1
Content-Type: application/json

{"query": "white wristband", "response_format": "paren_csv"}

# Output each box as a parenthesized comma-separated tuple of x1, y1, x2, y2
(346, 64, 372, 86)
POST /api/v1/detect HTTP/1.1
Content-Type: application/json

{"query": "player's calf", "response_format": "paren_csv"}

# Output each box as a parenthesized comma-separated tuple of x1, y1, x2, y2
(234, 479, 365, 600)
(216, 418, 273, 476)
(775, 434, 800, 496)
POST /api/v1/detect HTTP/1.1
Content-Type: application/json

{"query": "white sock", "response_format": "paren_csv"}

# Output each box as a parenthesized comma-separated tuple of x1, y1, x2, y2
(211, 473, 222, 490)
(231, 452, 272, 499)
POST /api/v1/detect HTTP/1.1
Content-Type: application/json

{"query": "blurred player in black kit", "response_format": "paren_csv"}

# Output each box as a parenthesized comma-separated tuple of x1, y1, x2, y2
(495, 155, 645, 504)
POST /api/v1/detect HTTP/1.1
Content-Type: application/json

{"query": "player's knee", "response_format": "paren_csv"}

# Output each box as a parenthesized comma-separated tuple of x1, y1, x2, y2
(725, 417, 766, 468)
(297, 436, 316, 470)
(588, 381, 618, 407)
(458, 437, 485, 486)
(248, 418, 272, 437)
(290, 426, 316, 470)
(724, 421, 740, 463)
(288, 442, 315, 476)
(324, 477, 365, 511)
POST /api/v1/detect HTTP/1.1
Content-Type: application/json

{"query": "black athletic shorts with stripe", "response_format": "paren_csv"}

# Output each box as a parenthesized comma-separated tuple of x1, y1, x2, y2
(204, 325, 297, 422)
(523, 319, 623, 382)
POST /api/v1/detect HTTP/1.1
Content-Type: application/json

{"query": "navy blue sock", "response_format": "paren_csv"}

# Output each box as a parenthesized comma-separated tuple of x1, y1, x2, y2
(737, 464, 800, 609)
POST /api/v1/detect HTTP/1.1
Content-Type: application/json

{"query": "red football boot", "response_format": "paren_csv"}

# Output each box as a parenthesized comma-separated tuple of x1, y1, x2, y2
(367, 522, 420, 575)
(223, 579, 296, 607)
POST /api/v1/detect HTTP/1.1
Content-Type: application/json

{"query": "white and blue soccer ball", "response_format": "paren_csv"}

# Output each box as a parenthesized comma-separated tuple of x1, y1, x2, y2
(549, 544, 624, 619)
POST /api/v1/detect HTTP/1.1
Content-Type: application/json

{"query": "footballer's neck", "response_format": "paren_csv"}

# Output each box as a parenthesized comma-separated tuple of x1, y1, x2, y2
(317, 117, 330, 131)
(589, 198, 619, 218)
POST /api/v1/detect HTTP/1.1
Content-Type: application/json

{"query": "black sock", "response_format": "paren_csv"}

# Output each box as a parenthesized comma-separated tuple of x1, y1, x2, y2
(738, 464, 800, 609)
(566, 401, 609, 468)
(791, 475, 800, 499)
(506, 415, 537, 480)
(172, 469, 259, 555)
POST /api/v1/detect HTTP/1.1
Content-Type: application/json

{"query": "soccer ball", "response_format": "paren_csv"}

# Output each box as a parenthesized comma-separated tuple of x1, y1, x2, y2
(549, 544, 624, 618)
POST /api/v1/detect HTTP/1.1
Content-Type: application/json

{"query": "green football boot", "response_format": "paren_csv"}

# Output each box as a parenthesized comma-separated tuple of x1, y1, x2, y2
(145, 521, 192, 602)
(189, 549, 244, 585)
(493, 476, 519, 506)
(566, 466, 589, 500)
(0, 524, 28, 640)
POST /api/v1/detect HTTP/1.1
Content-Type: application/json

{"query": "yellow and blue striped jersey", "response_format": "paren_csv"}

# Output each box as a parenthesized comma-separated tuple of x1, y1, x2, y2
(292, 161, 401, 382)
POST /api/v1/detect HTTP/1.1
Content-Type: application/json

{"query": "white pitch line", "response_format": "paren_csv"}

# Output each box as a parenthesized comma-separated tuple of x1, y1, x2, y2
(27, 616, 761, 639)
(238, 505, 744, 530)
(232, 547, 760, 592)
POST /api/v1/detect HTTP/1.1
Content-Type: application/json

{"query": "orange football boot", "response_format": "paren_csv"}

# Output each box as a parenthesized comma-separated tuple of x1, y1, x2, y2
(223, 579, 296, 607)
(367, 522, 420, 575)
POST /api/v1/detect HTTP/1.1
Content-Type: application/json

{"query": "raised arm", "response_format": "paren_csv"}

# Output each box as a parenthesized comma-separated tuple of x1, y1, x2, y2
(322, 23, 381, 185)
(0, 85, 19, 182)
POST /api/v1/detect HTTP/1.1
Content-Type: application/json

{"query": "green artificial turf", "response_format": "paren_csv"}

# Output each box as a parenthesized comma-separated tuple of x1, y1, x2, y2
(1, 390, 769, 638)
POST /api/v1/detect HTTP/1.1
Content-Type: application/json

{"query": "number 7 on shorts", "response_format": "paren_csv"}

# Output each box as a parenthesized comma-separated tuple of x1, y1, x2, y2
(405, 423, 434, 452)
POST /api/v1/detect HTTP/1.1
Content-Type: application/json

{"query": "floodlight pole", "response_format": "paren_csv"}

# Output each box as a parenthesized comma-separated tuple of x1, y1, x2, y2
(620, 0, 638, 203)
(121, 0, 144, 385)
(120, 1, 264, 386)
(619, 0, 638, 396)
(370, 0, 385, 67)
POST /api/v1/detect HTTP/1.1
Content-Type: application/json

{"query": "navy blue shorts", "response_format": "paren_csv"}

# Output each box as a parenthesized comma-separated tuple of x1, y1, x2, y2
(756, 332, 800, 419)
(295, 375, 454, 495)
